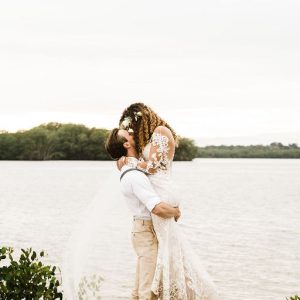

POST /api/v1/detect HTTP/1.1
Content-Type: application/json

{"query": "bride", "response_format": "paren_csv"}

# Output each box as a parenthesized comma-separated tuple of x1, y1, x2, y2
(118, 103, 219, 300)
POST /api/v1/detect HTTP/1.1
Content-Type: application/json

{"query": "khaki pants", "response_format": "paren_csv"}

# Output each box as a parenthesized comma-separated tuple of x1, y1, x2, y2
(131, 219, 158, 300)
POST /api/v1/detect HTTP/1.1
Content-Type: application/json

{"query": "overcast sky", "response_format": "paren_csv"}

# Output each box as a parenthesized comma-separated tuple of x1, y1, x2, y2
(0, 0, 299, 145)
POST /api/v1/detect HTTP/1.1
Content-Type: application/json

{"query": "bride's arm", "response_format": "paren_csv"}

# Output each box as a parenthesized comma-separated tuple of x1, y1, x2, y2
(137, 126, 175, 174)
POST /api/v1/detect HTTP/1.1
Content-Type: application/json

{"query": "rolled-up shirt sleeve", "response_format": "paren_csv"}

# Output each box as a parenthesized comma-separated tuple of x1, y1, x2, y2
(129, 172, 161, 212)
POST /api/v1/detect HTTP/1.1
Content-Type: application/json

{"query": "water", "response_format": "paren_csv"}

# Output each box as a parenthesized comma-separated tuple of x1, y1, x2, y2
(0, 159, 299, 299)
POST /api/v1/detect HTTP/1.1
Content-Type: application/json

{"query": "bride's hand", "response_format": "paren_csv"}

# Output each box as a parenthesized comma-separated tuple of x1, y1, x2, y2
(137, 161, 147, 170)
(116, 156, 127, 170)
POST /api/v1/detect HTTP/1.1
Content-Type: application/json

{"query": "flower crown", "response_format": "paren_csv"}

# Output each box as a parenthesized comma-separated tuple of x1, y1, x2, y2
(119, 111, 142, 130)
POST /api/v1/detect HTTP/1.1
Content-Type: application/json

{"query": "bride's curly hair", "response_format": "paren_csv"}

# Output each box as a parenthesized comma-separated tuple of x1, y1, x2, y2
(119, 102, 178, 156)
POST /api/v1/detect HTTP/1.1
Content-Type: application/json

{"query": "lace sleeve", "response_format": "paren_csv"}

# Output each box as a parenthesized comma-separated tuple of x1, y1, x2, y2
(138, 126, 175, 174)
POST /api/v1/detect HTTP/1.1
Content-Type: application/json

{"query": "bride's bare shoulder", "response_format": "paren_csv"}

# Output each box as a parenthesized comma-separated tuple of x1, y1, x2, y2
(153, 125, 173, 137)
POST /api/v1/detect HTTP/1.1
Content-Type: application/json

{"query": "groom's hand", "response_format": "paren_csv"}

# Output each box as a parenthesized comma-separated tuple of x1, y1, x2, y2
(174, 207, 181, 222)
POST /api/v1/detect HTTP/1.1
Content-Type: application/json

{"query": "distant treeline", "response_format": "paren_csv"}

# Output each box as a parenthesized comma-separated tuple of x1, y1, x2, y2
(0, 123, 299, 160)
(0, 123, 110, 160)
(197, 143, 300, 158)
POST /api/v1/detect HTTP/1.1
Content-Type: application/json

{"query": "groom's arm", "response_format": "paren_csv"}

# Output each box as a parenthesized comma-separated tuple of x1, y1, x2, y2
(129, 172, 181, 220)
(152, 202, 181, 219)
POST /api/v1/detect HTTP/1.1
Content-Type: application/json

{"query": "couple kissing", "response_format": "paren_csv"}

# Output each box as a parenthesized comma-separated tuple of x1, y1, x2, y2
(105, 102, 219, 300)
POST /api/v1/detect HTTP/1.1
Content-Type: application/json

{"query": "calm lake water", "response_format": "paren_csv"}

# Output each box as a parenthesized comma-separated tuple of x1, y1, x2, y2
(0, 159, 299, 299)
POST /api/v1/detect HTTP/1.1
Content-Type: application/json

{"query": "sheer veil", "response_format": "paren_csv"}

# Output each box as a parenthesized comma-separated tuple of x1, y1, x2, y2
(61, 165, 136, 299)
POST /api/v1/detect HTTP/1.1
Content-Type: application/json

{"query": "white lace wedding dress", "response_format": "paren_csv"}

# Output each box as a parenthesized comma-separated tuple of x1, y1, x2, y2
(139, 126, 219, 300)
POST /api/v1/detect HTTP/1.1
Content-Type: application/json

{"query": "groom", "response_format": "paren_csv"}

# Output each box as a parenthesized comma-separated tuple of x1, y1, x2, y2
(105, 128, 181, 300)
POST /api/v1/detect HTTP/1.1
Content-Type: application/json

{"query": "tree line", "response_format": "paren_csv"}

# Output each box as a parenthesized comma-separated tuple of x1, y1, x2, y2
(0, 123, 110, 160)
(0, 123, 299, 160)
(196, 142, 300, 159)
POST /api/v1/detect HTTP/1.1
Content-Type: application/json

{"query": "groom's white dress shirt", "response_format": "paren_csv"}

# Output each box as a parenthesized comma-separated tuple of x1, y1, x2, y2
(120, 157, 161, 220)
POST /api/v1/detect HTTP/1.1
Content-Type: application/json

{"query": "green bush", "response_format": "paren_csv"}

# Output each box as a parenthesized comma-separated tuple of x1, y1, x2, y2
(287, 295, 300, 300)
(0, 246, 63, 299)
(174, 137, 198, 161)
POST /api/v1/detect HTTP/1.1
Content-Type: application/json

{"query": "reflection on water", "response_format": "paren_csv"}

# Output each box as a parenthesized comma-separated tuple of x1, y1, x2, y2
(0, 159, 299, 299)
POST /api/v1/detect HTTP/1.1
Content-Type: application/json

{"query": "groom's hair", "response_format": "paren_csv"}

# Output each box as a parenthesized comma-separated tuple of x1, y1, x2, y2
(105, 128, 128, 159)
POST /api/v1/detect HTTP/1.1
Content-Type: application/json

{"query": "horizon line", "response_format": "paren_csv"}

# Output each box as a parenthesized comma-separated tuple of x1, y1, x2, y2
(0, 121, 299, 147)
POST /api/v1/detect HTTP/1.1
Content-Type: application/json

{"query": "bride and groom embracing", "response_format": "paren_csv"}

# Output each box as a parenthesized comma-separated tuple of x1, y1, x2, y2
(105, 103, 219, 300)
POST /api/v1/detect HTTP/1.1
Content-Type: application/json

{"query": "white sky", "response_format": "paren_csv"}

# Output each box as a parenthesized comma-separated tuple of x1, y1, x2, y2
(0, 0, 299, 145)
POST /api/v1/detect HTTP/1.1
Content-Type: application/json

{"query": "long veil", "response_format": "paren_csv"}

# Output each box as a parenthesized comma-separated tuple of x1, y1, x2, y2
(61, 164, 135, 299)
